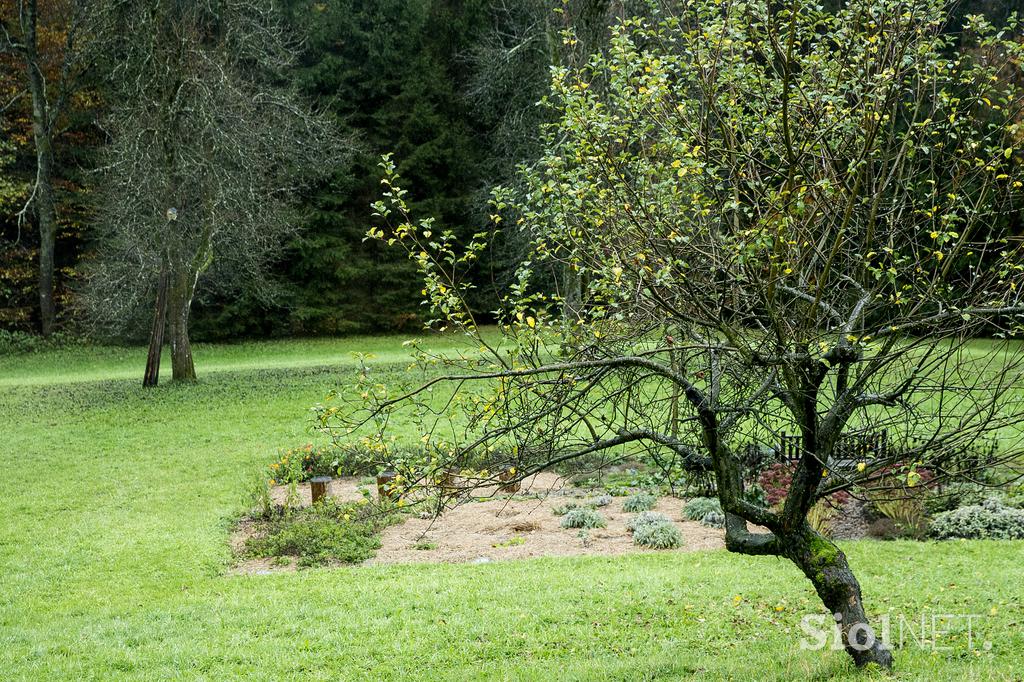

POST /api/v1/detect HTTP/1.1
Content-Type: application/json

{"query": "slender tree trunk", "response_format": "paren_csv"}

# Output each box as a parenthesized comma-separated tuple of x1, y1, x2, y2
(785, 525, 893, 668)
(21, 0, 59, 336)
(36, 185, 57, 335)
(142, 265, 169, 387)
(168, 269, 197, 382)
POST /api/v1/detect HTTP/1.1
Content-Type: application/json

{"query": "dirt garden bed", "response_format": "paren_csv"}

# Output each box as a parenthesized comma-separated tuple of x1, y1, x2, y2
(230, 472, 731, 573)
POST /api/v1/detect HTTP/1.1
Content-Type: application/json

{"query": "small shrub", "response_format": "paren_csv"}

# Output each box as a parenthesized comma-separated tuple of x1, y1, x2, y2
(929, 498, 1024, 540)
(268, 444, 340, 484)
(633, 520, 684, 549)
(588, 494, 613, 508)
(743, 483, 769, 509)
(244, 498, 397, 567)
(1005, 484, 1024, 509)
(626, 511, 672, 532)
(700, 511, 725, 528)
(560, 508, 607, 529)
(683, 497, 721, 521)
(413, 539, 438, 550)
(622, 492, 657, 512)
(757, 463, 794, 507)
(552, 502, 579, 516)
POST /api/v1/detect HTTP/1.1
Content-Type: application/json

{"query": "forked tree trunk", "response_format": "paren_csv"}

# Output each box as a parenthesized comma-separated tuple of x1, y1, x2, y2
(142, 266, 169, 387)
(168, 269, 197, 382)
(784, 524, 893, 668)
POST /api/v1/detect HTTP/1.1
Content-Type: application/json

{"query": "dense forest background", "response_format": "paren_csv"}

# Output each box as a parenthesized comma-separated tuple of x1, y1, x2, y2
(0, 0, 1020, 343)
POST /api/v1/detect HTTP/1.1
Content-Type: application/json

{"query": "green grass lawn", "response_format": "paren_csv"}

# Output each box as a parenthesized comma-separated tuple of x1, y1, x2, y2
(1, 336, 1021, 680)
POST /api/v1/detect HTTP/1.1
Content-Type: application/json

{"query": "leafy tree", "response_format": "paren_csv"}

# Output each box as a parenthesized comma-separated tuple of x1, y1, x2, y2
(326, 1, 1024, 669)
(83, 0, 341, 382)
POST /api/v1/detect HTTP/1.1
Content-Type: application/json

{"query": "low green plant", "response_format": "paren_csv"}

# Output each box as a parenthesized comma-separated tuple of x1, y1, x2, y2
(560, 508, 607, 529)
(929, 498, 1024, 540)
(251, 476, 274, 520)
(633, 520, 684, 549)
(622, 492, 657, 512)
(1005, 484, 1024, 509)
(743, 483, 769, 509)
(552, 502, 579, 516)
(626, 511, 671, 533)
(492, 536, 526, 548)
(413, 539, 438, 551)
(0, 330, 79, 355)
(683, 497, 722, 521)
(588, 494, 613, 508)
(700, 511, 725, 528)
(244, 498, 397, 567)
(268, 444, 339, 484)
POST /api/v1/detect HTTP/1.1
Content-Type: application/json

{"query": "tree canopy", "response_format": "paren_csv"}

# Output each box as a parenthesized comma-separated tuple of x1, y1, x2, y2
(327, 0, 1024, 668)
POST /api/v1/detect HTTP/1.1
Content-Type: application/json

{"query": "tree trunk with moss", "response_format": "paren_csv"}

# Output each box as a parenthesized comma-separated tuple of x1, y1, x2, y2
(168, 268, 197, 382)
(784, 525, 893, 667)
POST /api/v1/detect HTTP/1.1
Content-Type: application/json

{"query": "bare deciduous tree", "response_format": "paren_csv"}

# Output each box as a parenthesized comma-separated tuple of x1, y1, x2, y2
(324, 0, 1024, 670)
(1, 0, 98, 335)
(83, 0, 342, 383)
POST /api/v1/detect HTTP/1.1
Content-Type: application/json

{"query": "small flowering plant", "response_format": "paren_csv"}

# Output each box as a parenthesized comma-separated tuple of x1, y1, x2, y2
(268, 444, 339, 485)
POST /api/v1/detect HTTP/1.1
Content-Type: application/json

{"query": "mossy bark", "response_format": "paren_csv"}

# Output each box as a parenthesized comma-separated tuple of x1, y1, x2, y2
(785, 525, 893, 668)
(168, 269, 197, 382)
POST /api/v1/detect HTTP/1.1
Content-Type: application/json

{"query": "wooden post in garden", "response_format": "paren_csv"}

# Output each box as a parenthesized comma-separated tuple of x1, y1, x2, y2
(310, 476, 331, 504)
(377, 470, 398, 500)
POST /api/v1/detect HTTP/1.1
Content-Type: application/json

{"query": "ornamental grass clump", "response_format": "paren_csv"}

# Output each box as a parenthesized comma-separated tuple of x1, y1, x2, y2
(560, 507, 607, 529)
(622, 492, 657, 512)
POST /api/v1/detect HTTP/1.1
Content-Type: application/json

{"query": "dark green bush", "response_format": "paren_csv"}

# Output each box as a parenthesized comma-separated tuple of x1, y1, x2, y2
(0, 330, 79, 355)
